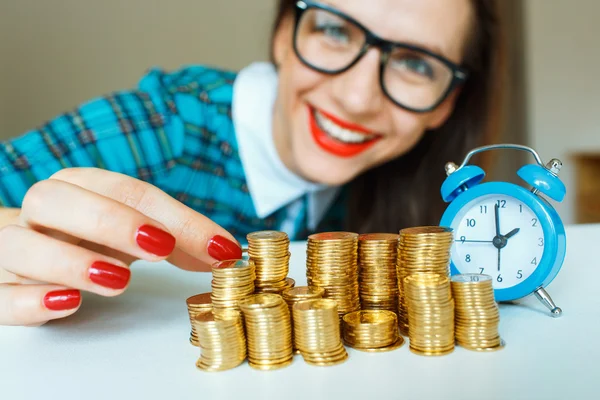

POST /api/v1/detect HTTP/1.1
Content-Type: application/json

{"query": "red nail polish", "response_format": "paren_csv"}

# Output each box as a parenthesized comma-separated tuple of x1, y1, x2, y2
(135, 224, 176, 257)
(89, 262, 131, 290)
(207, 235, 242, 261)
(43, 290, 81, 311)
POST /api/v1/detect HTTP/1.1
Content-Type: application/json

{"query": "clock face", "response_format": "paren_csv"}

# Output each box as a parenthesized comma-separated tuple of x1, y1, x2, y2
(450, 194, 545, 289)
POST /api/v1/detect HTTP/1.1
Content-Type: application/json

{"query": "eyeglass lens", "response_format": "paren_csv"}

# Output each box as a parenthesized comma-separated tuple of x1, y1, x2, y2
(295, 7, 456, 110)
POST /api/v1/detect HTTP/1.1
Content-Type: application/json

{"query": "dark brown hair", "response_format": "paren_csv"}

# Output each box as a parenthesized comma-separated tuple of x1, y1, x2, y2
(271, 0, 506, 233)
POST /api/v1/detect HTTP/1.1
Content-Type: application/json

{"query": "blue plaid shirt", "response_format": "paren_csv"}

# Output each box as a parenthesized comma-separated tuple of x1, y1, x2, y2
(0, 65, 345, 241)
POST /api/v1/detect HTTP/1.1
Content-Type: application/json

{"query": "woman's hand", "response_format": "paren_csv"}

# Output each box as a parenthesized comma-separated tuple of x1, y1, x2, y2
(0, 167, 243, 326)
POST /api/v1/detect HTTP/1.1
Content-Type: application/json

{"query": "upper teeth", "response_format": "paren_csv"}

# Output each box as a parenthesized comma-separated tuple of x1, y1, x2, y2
(315, 111, 377, 144)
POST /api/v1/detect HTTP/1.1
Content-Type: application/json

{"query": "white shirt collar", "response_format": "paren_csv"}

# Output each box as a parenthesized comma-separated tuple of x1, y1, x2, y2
(232, 62, 340, 230)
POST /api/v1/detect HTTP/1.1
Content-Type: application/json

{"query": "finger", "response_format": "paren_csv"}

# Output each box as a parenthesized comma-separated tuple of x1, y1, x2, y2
(20, 179, 176, 262)
(0, 284, 81, 326)
(0, 225, 131, 296)
(50, 168, 243, 268)
(79, 240, 137, 266)
(167, 248, 212, 272)
(0, 268, 43, 285)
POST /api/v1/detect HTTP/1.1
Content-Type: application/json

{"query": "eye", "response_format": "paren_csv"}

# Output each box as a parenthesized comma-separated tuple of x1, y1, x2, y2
(312, 12, 351, 44)
(314, 23, 350, 44)
(392, 56, 435, 79)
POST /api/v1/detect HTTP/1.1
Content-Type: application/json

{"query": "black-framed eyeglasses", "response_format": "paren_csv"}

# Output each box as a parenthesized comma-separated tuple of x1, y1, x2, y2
(292, 0, 469, 113)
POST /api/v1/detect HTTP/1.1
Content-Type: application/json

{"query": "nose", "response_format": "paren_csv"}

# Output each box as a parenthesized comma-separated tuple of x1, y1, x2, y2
(330, 49, 384, 116)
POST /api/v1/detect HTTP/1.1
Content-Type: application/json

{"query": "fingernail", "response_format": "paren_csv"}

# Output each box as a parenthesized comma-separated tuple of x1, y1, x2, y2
(135, 224, 176, 257)
(43, 290, 81, 311)
(207, 235, 242, 261)
(89, 261, 131, 290)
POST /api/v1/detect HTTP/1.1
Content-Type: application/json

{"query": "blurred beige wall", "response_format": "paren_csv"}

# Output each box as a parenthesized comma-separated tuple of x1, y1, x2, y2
(524, 0, 600, 224)
(0, 0, 276, 138)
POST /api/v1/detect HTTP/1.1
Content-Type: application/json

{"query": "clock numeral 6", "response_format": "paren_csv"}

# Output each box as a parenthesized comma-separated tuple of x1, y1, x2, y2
(497, 274, 503, 282)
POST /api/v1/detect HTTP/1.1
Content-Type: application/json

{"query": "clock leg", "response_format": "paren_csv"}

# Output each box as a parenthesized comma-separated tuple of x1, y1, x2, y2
(534, 287, 563, 318)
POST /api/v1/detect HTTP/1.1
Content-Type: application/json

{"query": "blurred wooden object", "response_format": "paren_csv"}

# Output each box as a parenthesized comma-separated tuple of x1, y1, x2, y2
(486, 0, 528, 183)
(573, 152, 600, 223)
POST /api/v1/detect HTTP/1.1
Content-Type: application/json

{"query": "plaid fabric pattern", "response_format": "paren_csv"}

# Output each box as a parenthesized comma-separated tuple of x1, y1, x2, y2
(0, 65, 345, 241)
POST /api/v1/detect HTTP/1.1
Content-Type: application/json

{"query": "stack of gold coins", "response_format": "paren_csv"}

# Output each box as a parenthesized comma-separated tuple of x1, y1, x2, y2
(211, 259, 256, 314)
(238, 294, 293, 370)
(247, 231, 291, 294)
(293, 299, 348, 366)
(358, 233, 399, 313)
(186, 293, 213, 347)
(282, 286, 325, 353)
(451, 274, 504, 351)
(194, 309, 247, 372)
(404, 273, 455, 356)
(342, 310, 404, 352)
(396, 226, 453, 335)
(306, 232, 360, 318)
(254, 277, 296, 295)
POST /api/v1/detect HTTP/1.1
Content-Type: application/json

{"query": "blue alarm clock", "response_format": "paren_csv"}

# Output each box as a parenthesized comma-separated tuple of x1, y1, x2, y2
(439, 144, 566, 317)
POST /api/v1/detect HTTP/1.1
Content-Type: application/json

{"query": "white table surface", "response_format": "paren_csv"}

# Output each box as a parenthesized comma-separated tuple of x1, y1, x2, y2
(1, 223, 599, 400)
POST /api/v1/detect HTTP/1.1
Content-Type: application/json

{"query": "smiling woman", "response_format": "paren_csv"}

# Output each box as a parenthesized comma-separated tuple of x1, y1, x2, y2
(0, 0, 504, 326)
(271, 0, 505, 233)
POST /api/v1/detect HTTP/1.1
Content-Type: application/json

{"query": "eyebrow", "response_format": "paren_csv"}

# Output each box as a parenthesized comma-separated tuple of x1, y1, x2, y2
(316, 1, 453, 60)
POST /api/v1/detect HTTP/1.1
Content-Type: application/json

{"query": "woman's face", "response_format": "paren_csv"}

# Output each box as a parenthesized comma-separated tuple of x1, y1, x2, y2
(272, 0, 473, 185)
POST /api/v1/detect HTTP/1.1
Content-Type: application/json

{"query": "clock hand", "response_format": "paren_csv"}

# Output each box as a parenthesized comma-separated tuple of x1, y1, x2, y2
(494, 203, 500, 237)
(504, 228, 520, 240)
(456, 240, 493, 243)
(497, 247, 501, 272)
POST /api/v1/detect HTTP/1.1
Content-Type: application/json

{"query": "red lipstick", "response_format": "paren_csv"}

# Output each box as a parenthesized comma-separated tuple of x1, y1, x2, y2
(308, 106, 380, 158)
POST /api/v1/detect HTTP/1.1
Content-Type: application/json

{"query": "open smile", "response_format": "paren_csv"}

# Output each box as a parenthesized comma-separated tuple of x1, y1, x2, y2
(308, 106, 381, 157)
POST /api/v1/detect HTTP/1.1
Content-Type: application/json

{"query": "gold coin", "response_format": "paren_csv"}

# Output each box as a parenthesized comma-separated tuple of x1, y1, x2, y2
(306, 232, 360, 318)
(399, 226, 453, 235)
(451, 273, 503, 352)
(248, 231, 290, 289)
(342, 310, 399, 350)
(403, 272, 455, 356)
(247, 230, 289, 241)
(211, 259, 255, 313)
(349, 336, 405, 353)
(292, 298, 347, 366)
(358, 234, 398, 314)
(239, 294, 294, 370)
(194, 309, 246, 372)
(186, 292, 214, 346)
(186, 292, 212, 307)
